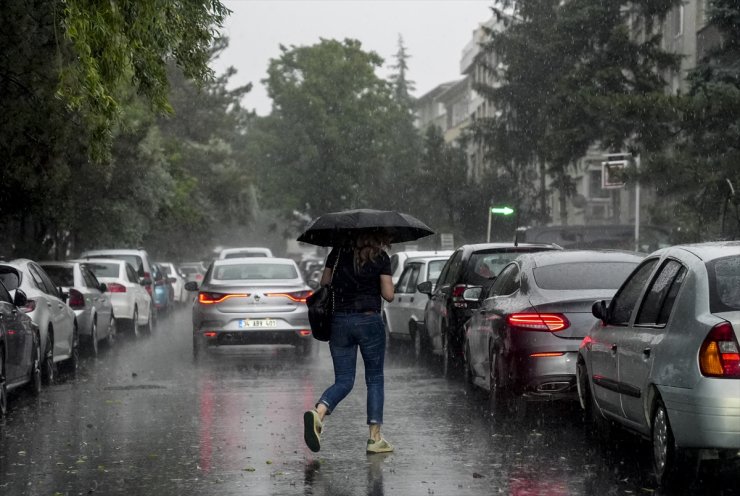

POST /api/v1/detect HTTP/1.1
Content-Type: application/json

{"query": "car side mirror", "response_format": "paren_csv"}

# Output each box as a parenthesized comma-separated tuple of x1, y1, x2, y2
(13, 289, 27, 308)
(417, 281, 433, 296)
(99, 283, 107, 293)
(462, 286, 483, 302)
(592, 300, 609, 324)
(59, 289, 69, 303)
(184, 281, 199, 291)
(139, 277, 152, 286)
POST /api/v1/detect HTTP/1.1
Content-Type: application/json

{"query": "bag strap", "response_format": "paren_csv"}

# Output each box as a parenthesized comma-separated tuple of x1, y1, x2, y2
(330, 248, 341, 315)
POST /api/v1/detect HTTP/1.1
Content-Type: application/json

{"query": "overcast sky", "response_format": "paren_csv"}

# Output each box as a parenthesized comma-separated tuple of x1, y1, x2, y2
(210, 0, 495, 115)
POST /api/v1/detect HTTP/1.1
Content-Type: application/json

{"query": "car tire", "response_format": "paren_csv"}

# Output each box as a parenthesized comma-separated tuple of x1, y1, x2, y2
(411, 322, 427, 362)
(463, 341, 476, 391)
(61, 324, 79, 376)
(86, 319, 99, 358)
(130, 308, 140, 338)
(652, 398, 699, 487)
(28, 337, 42, 397)
(488, 348, 517, 420)
(42, 330, 55, 386)
(144, 306, 155, 334)
(0, 351, 8, 417)
(106, 316, 117, 348)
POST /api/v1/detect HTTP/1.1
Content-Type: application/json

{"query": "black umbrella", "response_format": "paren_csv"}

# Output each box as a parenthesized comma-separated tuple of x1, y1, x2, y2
(297, 209, 435, 247)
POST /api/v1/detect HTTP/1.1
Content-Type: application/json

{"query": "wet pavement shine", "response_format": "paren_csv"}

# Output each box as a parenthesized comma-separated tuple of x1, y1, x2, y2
(1, 308, 738, 496)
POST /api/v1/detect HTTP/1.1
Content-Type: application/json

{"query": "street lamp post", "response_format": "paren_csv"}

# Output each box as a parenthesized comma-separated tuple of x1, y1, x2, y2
(487, 206, 515, 243)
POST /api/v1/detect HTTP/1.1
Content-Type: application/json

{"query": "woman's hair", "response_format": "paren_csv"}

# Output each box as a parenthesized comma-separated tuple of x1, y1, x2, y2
(353, 231, 391, 270)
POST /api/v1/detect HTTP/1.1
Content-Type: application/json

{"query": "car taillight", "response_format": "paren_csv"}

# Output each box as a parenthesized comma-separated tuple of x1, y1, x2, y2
(107, 283, 127, 293)
(507, 313, 570, 332)
(198, 292, 249, 304)
(196, 274, 204, 281)
(699, 322, 740, 378)
(68, 289, 85, 309)
(299, 329, 312, 336)
(451, 284, 467, 299)
(266, 290, 313, 303)
(20, 299, 36, 313)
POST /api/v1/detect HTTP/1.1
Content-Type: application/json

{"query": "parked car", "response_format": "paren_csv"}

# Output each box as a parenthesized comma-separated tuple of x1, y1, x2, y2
(389, 250, 453, 285)
(83, 258, 154, 337)
(463, 250, 643, 415)
(0, 281, 41, 417)
(577, 241, 740, 486)
(187, 258, 313, 359)
(383, 253, 451, 356)
(157, 262, 187, 304)
(179, 262, 207, 284)
(80, 249, 155, 299)
(40, 261, 115, 356)
(0, 260, 77, 383)
(418, 243, 560, 370)
(219, 247, 274, 259)
(151, 263, 171, 318)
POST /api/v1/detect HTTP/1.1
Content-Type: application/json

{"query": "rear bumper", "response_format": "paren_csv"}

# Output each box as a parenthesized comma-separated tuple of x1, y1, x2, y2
(512, 351, 579, 401)
(110, 295, 134, 320)
(198, 329, 312, 346)
(659, 381, 740, 450)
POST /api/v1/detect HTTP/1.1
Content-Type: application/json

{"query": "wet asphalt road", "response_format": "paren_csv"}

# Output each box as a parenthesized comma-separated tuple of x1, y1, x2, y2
(1, 307, 738, 496)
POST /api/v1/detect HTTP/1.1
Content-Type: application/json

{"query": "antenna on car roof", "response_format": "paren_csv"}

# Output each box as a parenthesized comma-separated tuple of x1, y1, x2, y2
(513, 230, 519, 247)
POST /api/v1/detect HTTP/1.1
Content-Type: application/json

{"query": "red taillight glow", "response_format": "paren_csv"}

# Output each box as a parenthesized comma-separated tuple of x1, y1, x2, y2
(507, 313, 570, 332)
(203, 332, 217, 337)
(107, 283, 127, 293)
(196, 274, 204, 281)
(530, 352, 565, 358)
(299, 329, 312, 336)
(266, 290, 313, 303)
(68, 289, 85, 309)
(699, 322, 740, 378)
(451, 284, 467, 298)
(20, 299, 36, 313)
(198, 292, 249, 304)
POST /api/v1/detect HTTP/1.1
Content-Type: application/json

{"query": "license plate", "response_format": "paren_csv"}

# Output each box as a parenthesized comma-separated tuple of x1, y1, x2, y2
(238, 319, 278, 329)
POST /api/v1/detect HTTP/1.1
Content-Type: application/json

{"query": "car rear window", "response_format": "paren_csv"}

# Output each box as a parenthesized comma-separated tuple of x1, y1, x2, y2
(42, 266, 75, 287)
(86, 262, 120, 278)
(213, 263, 298, 281)
(533, 262, 639, 290)
(464, 249, 549, 285)
(428, 260, 446, 284)
(224, 252, 267, 259)
(707, 255, 740, 312)
(88, 254, 143, 272)
(159, 265, 172, 275)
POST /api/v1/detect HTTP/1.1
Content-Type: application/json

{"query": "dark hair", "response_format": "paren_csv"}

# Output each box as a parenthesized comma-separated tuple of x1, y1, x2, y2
(353, 231, 391, 270)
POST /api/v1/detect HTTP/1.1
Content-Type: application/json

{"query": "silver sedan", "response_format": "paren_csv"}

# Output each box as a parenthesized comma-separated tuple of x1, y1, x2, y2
(577, 241, 740, 486)
(186, 258, 313, 358)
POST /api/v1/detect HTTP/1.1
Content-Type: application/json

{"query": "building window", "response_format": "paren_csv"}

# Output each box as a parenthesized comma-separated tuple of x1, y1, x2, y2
(589, 169, 610, 199)
(672, 5, 684, 38)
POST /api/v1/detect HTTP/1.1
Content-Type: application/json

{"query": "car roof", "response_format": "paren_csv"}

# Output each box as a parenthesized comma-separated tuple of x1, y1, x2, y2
(461, 243, 560, 253)
(672, 241, 740, 261)
(221, 247, 272, 253)
(38, 261, 76, 268)
(404, 255, 453, 263)
(70, 258, 126, 265)
(519, 249, 645, 268)
(213, 257, 295, 266)
(393, 250, 454, 258)
(82, 249, 148, 255)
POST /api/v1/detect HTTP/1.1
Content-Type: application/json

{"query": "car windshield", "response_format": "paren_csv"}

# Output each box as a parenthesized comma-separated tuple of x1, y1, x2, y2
(708, 255, 740, 312)
(88, 254, 143, 272)
(180, 266, 202, 275)
(533, 262, 639, 290)
(85, 262, 120, 278)
(213, 263, 298, 281)
(465, 250, 545, 285)
(42, 266, 75, 287)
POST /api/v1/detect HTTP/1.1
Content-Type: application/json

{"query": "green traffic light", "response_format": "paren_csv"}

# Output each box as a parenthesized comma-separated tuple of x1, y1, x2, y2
(491, 206, 514, 215)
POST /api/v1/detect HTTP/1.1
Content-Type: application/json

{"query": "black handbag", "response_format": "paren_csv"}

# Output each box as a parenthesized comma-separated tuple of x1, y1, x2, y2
(306, 249, 340, 341)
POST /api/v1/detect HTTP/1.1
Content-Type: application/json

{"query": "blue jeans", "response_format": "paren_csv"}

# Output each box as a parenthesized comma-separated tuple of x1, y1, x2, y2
(318, 312, 386, 425)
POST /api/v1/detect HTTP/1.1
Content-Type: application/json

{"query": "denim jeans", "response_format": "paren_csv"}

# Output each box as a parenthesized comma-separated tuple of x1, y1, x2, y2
(318, 312, 386, 425)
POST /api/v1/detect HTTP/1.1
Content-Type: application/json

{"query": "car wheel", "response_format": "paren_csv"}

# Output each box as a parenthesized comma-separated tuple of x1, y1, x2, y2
(28, 337, 42, 396)
(62, 324, 79, 376)
(106, 316, 117, 348)
(652, 399, 699, 486)
(42, 331, 55, 386)
(0, 351, 8, 417)
(576, 359, 594, 422)
(87, 319, 99, 357)
(463, 341, 476, 390)
(130, 308, 140, 337)
(144, 306, 155, 334)
(411, 323, 426, 361)
(441, 331, 451, 376)
(488, 348, 520, 419)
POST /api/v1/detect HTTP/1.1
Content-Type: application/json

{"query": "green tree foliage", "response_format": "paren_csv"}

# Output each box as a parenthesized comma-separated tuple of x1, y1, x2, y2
(253, 39, 420, 217)
(644, 0, 740, 240)
(474, 0, 679, 225)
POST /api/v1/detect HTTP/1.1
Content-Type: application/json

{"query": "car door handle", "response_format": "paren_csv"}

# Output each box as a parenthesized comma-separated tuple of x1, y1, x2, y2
(47, 302, 53, 308)
(58, 303, 64, 310)
(410, 297, 414, 303)
(610, 343, 617, 355)
(643, 347, 651, 359)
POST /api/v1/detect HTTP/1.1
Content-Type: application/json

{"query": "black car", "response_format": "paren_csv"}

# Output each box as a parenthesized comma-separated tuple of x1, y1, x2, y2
(463, 250, 643, 416)
(418, 243, 560, 371)
(0, 280, 41, 416)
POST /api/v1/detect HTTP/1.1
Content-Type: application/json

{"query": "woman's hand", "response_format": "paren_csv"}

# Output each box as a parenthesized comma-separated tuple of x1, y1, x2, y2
(380, 274, 394, 302)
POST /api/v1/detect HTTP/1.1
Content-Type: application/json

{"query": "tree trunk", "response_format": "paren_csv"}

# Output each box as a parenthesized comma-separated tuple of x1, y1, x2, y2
(559, 187, 568, 226)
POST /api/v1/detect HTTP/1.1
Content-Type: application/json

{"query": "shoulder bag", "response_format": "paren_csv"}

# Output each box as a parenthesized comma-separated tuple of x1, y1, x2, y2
(306, 249, 341, 341)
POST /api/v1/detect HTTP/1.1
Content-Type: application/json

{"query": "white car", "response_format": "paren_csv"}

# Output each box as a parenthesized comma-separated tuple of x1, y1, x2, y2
(383, 254, 451, 354)
(0, 260, 77, 383)
(389, 250, 453, 285)
(80, 248, 155, 300)
(219, 247, 274, 259)
(157, 262, 187, 304)
(83, 259, 154, 336)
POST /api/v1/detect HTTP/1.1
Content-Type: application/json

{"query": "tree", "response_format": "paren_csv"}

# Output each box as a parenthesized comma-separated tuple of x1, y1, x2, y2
(253, 39, 414, 217)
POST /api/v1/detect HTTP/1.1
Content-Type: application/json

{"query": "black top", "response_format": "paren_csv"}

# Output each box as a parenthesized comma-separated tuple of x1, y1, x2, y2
(326, 247, 392, 313)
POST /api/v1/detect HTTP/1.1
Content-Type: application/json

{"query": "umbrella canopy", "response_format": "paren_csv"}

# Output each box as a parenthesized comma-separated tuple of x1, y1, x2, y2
(297, 209, 435, 247)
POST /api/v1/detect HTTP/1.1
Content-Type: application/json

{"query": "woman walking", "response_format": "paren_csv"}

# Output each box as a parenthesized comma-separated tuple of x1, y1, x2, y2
(303, 231, 395, 454)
